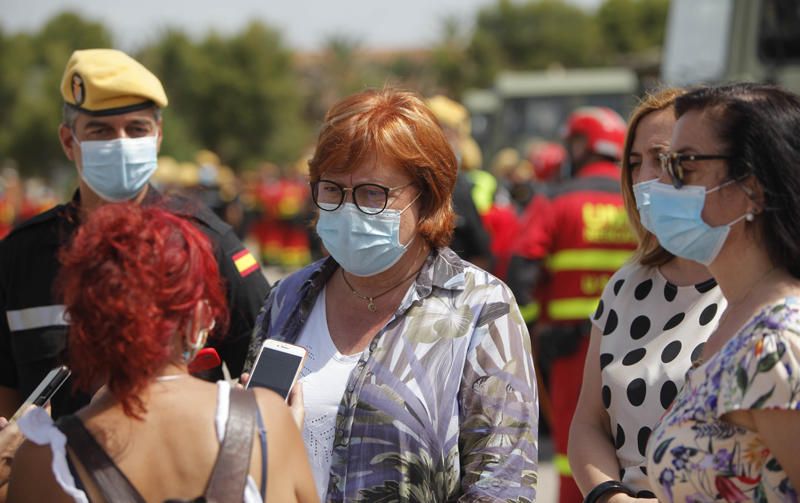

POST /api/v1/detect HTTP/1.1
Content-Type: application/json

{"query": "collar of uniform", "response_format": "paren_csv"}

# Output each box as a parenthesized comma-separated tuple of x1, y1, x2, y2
(68, 185, 163, 222)
(576, 160, 621, 179)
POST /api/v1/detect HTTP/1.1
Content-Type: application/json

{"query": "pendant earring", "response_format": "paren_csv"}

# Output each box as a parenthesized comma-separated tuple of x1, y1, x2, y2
(745, 212, 755, 222)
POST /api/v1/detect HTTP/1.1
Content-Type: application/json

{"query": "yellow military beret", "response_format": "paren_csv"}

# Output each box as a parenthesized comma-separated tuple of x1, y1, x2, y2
(60, 49, 168, 116)
(426, 95, 471, 137)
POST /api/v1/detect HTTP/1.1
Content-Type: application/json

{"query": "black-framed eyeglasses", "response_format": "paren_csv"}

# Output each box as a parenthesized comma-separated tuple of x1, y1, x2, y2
(310, 179, 413, 215)
(658, 152, 732, 189)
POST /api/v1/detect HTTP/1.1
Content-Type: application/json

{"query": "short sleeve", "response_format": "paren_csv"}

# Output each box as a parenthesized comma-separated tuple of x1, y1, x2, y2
(717, 306, 800, 416)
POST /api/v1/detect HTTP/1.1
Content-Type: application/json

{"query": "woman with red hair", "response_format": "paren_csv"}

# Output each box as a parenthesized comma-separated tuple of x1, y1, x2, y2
(248, 88, 538, 501)
(7, 204, 317, 503)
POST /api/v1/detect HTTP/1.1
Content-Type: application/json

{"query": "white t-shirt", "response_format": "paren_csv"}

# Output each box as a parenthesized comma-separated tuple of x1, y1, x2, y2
(295, 286, 361, 501)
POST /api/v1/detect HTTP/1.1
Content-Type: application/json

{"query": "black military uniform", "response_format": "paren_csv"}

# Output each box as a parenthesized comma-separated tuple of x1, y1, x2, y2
(0, 189, 270, 418)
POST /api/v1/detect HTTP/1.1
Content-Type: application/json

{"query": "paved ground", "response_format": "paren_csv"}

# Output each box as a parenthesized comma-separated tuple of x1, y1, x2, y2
(264, 267, 562, 502)
(539, 436, 558, 503)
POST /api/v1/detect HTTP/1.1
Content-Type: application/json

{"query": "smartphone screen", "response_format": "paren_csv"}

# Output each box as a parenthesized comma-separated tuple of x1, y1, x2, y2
(248, 347, 304, 399)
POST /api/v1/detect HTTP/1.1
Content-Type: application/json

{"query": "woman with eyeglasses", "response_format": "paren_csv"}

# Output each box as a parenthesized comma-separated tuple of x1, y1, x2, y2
(641, 83, 800, 501)
(245, 88, 538, 502)
(568, 88, 727, 503)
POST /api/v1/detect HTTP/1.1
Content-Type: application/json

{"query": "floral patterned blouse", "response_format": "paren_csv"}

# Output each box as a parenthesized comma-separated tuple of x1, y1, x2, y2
(245, 247, 539, 502)
(646, 297, 800, 502)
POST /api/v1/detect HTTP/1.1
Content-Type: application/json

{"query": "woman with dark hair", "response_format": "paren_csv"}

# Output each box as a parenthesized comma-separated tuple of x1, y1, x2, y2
(645, 83, 800, 501)
(247, 88, 538, 502)
(7, 204, 317, 503)
(569, 88, 726, 502)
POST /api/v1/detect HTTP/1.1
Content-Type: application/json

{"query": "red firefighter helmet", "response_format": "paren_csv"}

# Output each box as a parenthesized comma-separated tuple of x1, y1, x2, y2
(528, 141, 566, 182)
(563, 107, 626, 161)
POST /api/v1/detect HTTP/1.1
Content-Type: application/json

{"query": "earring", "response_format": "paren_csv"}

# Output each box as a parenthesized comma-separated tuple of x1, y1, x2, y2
(745, 212, 755, 222)
(183, 327, 209, 363)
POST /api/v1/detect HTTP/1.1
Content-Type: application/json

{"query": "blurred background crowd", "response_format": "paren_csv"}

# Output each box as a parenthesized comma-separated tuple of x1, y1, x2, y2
(0, 0, 674, 267)
(3, 0, 798, 275)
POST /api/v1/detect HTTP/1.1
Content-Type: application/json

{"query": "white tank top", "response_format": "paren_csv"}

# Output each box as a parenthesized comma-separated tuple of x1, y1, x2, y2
(18, 381, 263, 503)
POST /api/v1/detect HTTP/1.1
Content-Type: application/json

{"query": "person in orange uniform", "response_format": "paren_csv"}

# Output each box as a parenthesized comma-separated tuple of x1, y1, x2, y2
(507, 107, 636, 503)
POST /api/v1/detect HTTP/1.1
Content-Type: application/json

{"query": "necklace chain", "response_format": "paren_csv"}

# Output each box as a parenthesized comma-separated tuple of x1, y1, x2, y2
(340, 266, 422, 312)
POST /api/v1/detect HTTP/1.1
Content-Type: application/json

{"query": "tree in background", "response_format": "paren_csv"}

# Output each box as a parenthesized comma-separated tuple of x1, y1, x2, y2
(596, 0, 669, 57)
(0, 13, 111, 177)
(139, 22, 309, 170)
(466, 0, 609, 87)
(431, 0, 669, 95)
(0, 0, 672, 181)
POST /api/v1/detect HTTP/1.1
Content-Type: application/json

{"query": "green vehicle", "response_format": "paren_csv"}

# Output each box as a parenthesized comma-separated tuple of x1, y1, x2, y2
(464, 67, 638, 163)
(661, 0, 800, 91)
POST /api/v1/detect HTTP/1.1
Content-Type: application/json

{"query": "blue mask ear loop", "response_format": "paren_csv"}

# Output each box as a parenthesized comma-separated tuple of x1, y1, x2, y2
(395, 191, 422, 249)
(398, 191, 422, 214)
(706, 176, 758, 226)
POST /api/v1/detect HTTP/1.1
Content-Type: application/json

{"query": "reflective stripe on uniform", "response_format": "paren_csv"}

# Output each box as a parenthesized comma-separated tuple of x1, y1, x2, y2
(554, 453, 572, 476)
(469, 170, 497, 215)
(6, 305, 67, 331)
(519, 302, 540, 324)
(546, 249, 632, 273)
(547, 298, 600, 321)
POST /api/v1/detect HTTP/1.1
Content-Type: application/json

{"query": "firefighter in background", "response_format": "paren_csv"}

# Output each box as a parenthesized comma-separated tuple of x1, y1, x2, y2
(277, 157, 312, 269)
(0, 168, 22, 239)
(246, 161, 312, 270)
(426, 95, 493, 270)
(507, 107, 636, 503)
(483, 148, 525, 280)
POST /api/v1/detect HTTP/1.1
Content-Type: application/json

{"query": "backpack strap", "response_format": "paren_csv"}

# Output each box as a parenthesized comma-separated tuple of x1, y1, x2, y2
(56, 415, 146, 503)
(204, 387, 258, 503)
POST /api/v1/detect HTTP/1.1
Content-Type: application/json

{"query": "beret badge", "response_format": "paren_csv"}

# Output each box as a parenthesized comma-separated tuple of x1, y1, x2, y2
(71, 73, 85, 106)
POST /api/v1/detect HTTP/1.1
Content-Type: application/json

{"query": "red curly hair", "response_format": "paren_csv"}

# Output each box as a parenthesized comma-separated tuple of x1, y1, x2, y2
(308, 88, 458, 248)
(57, 203, 228, 418)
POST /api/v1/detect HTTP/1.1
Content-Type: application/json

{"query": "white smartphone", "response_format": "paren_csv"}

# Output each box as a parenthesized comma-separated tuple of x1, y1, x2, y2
(10, 365, 71, 422)
(246, 340, 307, 401)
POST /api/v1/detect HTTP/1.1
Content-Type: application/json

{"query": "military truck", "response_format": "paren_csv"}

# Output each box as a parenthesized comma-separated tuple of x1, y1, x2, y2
(463, 67, 638, 162)
(661, 0, 800, 91)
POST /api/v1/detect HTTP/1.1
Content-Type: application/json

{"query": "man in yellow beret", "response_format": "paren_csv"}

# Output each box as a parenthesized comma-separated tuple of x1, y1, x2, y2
(426, 95, 493, 271)
(0, 49, 270, 423)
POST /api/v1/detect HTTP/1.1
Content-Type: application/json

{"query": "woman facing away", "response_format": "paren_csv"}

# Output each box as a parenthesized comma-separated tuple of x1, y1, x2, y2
(644, 83, 800, 501)
(246, 88, 539, 502)
(569, 88, 727, 503)
(8, 204, 317, 503)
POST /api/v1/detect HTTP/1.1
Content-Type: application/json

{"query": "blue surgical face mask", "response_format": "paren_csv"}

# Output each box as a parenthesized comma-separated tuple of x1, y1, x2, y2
(316, 195, 420, 277)
(632, 178, 658, 233)
(647, 180, 749, 265)
(77, 135, 159, 202)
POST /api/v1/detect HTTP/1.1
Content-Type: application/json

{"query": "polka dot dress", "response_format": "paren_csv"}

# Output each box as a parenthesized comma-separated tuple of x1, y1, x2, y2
(590, 262, 726, 493)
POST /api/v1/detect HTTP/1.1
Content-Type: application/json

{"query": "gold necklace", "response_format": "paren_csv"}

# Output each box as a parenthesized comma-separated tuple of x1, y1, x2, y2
(340, 267, 422, 312)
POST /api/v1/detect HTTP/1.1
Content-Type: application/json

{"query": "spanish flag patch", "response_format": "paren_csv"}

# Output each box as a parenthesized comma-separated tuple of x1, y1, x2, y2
(232, 249, 259, 277)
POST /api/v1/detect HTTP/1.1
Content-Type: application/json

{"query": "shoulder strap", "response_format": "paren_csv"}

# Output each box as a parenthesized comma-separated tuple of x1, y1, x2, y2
(56, 415, 146, 503)
(204, 388, 258, 503)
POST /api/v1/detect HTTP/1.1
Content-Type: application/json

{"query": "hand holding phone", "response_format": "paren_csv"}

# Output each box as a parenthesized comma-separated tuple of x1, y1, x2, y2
(246, 340, 307, 401)
(10, 365, 71, 422)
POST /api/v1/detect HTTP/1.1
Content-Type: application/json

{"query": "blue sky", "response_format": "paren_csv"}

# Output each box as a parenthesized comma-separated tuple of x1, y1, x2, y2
(2, 0, 603, 51)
